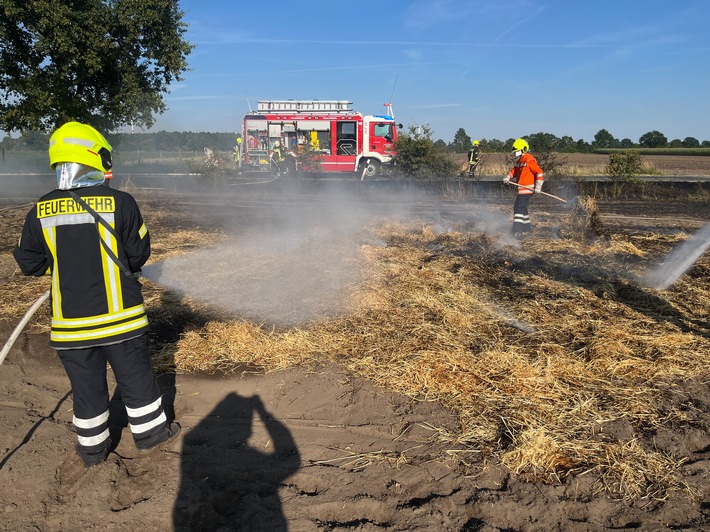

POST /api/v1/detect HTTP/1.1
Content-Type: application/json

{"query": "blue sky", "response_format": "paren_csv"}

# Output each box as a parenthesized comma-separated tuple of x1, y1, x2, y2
(147, 0, 710, 144)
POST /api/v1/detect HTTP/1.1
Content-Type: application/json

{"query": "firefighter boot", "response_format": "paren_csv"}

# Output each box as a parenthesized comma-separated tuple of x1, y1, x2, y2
(76, 439, 111, 467)
(137, 422, 181, 453)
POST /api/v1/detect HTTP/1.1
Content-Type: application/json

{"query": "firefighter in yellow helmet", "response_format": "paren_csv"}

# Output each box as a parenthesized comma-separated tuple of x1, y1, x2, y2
(14, 122, 180, 467)
(467, 139, 480, 177)
(273, 139, 297, 176)
(233, 136, 243, 169)
(272, 140, 286, 163)
(503, 138, 544, 236)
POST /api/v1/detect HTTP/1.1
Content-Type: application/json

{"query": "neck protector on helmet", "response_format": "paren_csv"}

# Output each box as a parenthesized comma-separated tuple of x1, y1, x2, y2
(56, 163, 106, 190)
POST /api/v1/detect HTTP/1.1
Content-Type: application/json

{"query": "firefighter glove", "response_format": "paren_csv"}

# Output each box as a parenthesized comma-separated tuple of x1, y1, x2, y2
(502, 176, 511, 185)
(534, 181, 543, 193)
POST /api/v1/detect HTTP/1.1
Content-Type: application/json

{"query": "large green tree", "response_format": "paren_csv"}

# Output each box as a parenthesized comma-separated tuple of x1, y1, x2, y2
(638, 130, 668, 148)
(592, 129, 617, 149)
(450, 127, 471, 153)
(556, 136, 577, 153)
(682, 136, 700, 148)
(526, 131, 559, 152)
(0, 0, 193, 132)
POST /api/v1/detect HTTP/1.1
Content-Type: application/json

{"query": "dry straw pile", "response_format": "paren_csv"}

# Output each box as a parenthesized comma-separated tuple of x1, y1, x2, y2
(2, 199, 708, 502)
(168, 209, 709, 502)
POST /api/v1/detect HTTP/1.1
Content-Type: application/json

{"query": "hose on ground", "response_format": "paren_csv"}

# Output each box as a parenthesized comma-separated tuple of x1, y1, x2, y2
(0, 290, 50, 366)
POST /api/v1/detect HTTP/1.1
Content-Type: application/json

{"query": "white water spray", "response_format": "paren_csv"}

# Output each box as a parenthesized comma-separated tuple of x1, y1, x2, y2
(641, 222, 710, 290)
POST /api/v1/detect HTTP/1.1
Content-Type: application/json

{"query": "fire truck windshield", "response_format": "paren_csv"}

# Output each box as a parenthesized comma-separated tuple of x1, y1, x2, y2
(373, 123, 394, 141)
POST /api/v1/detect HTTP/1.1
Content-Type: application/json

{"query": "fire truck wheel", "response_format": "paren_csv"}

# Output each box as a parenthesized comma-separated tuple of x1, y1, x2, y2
(362, 159, 380, 178)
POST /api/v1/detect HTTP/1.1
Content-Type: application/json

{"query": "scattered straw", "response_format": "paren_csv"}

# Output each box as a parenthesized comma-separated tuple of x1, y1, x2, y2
(169, 219, 709, 501)
(561, 195, 609, 241)
(3, 198, 707, 502)
(587, 439, 696, 501)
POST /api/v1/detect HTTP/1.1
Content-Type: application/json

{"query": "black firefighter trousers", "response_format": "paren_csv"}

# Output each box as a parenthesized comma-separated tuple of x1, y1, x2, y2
(57, 334, 170, 460)
(513, 194, 533, 233)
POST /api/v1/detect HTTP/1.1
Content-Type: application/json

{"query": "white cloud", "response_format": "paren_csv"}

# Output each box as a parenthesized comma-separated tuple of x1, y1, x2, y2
(403, 49, 423, 62)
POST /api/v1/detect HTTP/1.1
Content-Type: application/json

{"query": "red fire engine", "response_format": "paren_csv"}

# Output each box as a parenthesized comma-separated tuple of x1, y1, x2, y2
(239, 100, 400, 178)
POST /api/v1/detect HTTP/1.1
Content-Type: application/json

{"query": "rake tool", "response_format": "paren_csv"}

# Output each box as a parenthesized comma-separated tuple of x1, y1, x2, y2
(507, 181, 568, 203)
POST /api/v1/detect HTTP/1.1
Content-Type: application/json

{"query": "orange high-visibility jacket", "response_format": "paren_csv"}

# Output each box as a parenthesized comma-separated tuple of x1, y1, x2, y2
(507, 153, 544, 195)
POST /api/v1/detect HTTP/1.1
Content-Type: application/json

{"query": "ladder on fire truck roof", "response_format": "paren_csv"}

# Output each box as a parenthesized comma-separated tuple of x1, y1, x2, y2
(257, 100, 353, 113)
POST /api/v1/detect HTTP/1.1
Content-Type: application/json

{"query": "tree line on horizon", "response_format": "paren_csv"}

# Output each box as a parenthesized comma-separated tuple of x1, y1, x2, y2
(445, 128, 710, 154)
(2, 127, 709, 156)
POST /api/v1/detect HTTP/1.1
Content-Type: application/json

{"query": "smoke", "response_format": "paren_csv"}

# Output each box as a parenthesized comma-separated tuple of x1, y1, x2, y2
(141, 183, 520, 327)
(3, 169, 525, 327)
(143, 222, 366, 327)
(641, 222, 710, 290)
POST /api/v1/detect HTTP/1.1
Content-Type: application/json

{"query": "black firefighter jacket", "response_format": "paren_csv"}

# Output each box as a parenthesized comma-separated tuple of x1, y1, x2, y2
(14, 186, 151, 349)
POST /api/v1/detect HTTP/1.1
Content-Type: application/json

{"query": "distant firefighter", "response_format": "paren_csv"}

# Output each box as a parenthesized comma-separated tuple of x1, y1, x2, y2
(467, 139, 480, 177)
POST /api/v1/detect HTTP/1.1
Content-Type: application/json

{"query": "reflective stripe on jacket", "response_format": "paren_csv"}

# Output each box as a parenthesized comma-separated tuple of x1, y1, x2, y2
(507, 153, 544, 195)
(14, 186, 150, 349)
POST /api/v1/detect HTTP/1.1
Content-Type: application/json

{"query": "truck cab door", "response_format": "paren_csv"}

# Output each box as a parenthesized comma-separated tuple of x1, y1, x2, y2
(369, 122, 395, 157)
(334, 120, 358, 172)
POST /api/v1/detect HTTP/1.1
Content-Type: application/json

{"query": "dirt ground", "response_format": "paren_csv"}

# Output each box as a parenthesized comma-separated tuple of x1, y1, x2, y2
(0, 165, 709, 531)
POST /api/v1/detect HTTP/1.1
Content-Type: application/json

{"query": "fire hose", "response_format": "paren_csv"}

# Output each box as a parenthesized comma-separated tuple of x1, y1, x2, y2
(0, 290, 50, 367)
(507, 181, 567, 203)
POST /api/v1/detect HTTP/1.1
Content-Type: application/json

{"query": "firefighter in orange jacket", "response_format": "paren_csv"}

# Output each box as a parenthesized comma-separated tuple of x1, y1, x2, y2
(13, 122, 180, 467)
(503, 138, 544, 235)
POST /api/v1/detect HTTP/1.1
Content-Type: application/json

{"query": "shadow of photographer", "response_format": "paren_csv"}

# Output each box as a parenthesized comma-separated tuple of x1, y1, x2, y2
(173, 392, 300, 531)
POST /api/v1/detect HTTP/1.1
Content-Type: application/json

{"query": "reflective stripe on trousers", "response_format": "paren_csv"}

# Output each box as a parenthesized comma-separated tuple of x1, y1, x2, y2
(513, 194, 532, 232)
(57, 334, 167, 452)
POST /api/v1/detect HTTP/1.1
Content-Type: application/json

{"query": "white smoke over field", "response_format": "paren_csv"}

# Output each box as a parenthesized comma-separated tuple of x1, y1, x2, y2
(143, 225, 366, 327)
(142, 186, 517, 327)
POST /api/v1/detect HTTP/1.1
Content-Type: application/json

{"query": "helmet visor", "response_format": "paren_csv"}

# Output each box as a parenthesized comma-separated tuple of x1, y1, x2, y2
(56, 163, 105, 190)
